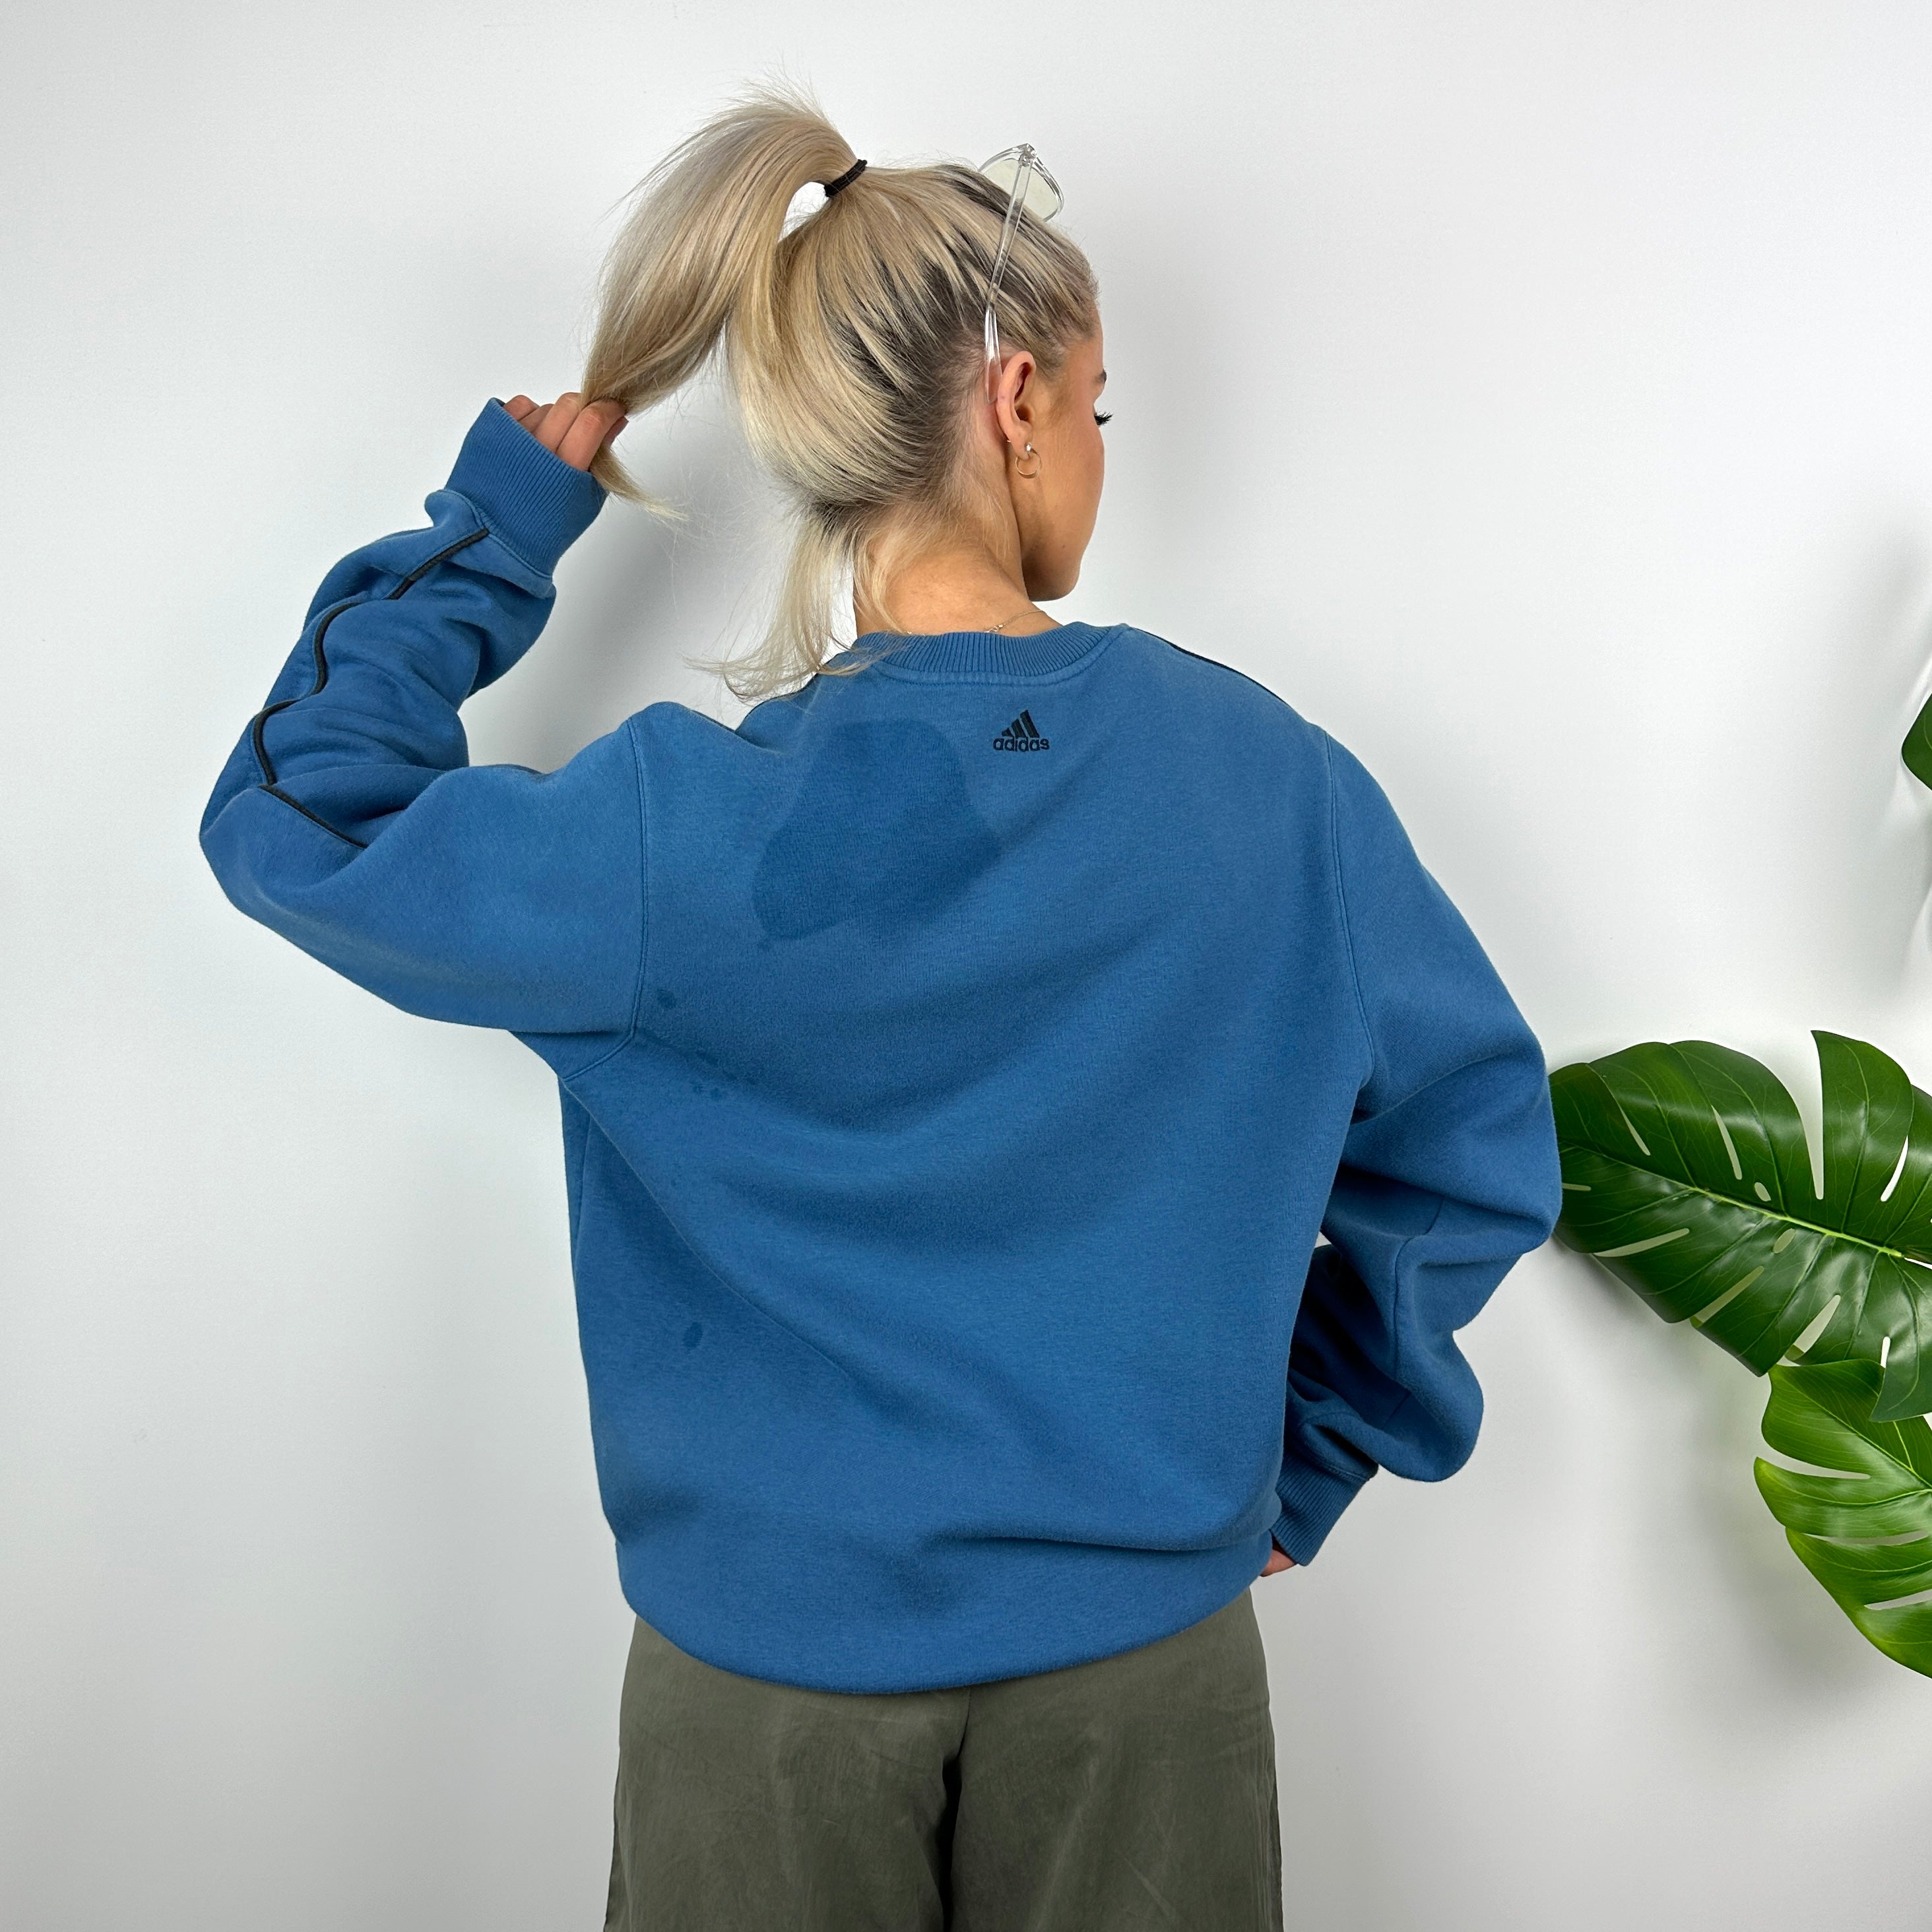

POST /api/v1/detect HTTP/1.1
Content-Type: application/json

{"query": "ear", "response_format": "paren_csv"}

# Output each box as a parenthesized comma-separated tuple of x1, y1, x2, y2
(992, 350, 1039, 458)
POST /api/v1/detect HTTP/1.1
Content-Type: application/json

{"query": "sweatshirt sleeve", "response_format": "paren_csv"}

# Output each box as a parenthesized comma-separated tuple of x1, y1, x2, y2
(1270, 734, 1562, 1565)
(199, 402, 645, 1065)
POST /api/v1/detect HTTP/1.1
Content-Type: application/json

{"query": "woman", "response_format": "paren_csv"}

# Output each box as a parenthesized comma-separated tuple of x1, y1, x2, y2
(201, 86, 1561, 1932)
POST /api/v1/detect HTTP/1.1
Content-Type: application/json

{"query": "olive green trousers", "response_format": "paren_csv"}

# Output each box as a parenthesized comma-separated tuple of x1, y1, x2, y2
(604, 1588, 1283, 1931)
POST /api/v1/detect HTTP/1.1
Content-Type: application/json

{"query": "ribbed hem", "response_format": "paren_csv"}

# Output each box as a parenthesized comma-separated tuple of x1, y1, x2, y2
(443, 399, 608, 577)
(833, 621, 1119, 682)
(618, 1532, 1272, 1694)
(1272, 1452, 1376, 1566)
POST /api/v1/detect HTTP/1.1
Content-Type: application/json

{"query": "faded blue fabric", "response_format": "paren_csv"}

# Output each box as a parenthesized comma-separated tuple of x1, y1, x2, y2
(201, 401, 1562, 1693)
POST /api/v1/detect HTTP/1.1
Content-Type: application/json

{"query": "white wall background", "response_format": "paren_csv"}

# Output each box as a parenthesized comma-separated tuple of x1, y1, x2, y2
(7, 1, 1932, 1925)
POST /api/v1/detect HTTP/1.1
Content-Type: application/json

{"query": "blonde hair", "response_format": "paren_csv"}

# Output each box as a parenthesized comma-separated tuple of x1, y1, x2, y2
(581, 84, 1100, 702)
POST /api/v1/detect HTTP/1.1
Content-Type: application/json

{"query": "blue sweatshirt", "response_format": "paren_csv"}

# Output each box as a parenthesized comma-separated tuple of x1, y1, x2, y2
(201, 401, 1562, 1692)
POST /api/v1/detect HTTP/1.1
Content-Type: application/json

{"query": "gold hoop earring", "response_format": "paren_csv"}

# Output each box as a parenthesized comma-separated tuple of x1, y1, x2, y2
(1015, 440, 1041, 479)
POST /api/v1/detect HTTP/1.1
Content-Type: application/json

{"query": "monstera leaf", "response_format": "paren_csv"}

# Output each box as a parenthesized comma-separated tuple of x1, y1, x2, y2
(1551, 1032, 1932, 1421)
(1904, 693, 1932, 789)
(1756, 1359, 1932, 1675)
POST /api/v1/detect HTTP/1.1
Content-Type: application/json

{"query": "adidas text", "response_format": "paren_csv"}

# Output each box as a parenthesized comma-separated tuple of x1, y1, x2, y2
(993, 709, 1049, 752)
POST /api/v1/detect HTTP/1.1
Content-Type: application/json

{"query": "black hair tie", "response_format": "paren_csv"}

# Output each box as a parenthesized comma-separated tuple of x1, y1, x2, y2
(823, 158, 868, 198)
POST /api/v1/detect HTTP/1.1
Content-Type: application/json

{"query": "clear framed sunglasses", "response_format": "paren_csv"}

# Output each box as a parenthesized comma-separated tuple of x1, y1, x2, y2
(979, 143, 1064, 394)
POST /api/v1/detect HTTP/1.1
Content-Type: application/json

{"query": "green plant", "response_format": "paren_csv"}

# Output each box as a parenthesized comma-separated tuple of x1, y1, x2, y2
(1757, 1360, 1932, 1674)
(1903, 693, 1932, 790)
(1552, 1031, 1932, 1675)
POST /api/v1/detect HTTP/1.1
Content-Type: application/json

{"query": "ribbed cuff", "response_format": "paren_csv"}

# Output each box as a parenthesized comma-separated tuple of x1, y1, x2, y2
(444, 399, 608, 577)
(1272, 1452, 1376, 1566)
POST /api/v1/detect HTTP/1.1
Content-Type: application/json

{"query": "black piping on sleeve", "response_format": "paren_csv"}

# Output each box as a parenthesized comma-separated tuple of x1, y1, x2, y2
(247, 527, 491, 845)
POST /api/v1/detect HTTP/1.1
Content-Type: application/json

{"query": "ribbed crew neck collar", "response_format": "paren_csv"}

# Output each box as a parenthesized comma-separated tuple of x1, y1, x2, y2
(835, 621, 1118, 681)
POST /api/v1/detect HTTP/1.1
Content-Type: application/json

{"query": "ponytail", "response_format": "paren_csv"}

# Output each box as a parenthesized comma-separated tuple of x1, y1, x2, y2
(580, 82, 1099, 701)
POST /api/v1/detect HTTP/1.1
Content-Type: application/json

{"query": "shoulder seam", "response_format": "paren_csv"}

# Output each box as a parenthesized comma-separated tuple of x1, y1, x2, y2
(1140, 631, 1295, 711)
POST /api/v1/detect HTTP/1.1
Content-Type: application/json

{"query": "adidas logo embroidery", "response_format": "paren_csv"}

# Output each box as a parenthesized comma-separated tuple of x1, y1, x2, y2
(992, 709, 1049, 751)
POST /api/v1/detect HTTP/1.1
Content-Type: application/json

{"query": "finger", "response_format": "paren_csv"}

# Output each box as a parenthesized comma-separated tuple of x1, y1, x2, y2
(504, 395, 539, 422)
(558, 400, 628, 471)
(535, 391, 585, 455)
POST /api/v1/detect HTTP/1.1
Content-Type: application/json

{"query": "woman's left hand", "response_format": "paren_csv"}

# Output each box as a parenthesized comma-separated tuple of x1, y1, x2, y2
(504, 391, 628, 471)
(1262, 1537, 1295, 1576)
